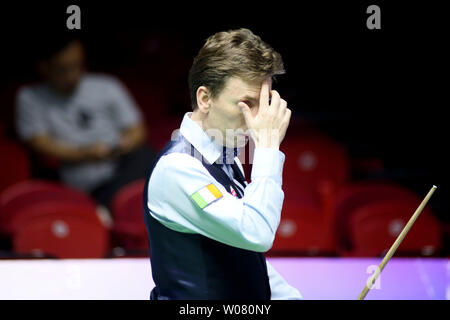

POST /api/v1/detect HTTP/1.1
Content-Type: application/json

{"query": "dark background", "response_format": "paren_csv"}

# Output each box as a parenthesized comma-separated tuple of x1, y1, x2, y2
(1, 2, 448, 228)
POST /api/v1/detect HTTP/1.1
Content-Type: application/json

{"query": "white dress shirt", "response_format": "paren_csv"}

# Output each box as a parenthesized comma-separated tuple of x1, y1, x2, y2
(146, 112, 302, 300)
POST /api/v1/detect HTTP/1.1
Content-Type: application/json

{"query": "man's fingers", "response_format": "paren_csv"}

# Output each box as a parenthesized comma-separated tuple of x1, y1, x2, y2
(283, 108, 292, 126)
(238, 101, 253, 125)
(270, 90, 281, 111)
(278, 98, 287, 117)
(278, 108, 292, 143)
(259, 79, 270, 110)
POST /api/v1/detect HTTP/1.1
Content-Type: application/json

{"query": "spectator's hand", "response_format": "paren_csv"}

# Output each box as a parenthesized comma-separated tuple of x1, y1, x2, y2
(83, 141, 112, 161)
(238, 79, 291, 149)
(112, 123, 146, 156)
(115, 135, 135, 155)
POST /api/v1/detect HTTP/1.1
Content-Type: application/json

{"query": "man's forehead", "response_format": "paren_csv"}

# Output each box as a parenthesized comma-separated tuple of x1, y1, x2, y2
(223, 77, 271, 99)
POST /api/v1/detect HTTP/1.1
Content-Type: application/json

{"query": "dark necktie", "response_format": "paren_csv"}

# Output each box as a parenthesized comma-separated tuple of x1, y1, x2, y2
(230, 162, 247, 197)
(221, 147, 239, 164)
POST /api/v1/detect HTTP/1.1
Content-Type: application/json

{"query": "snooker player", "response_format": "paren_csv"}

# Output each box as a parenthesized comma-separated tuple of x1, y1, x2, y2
(143, 28, 302, 300)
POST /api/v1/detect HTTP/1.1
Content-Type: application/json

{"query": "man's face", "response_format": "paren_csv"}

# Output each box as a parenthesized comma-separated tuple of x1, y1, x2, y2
(41, 41, 85, 95)
(205, 76, 271, 148)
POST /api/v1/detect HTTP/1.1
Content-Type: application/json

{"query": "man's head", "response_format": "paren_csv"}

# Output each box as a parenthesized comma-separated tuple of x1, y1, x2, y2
(188, 28, 285, 148)
(37, 35, 86, 95)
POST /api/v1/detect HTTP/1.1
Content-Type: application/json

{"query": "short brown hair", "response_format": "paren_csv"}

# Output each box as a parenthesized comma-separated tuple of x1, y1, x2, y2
(188, 28, 285, 109)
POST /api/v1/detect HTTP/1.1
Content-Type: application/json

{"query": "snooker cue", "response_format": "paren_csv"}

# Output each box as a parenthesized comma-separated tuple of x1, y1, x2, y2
(357, 185, 438, 300)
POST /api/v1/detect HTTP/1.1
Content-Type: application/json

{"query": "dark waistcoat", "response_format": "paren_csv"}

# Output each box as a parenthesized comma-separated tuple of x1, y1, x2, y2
(142, 135, 271, 300)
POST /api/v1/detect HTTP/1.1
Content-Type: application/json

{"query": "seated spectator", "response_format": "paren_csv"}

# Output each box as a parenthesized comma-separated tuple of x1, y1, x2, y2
(15, 34, 155, 210)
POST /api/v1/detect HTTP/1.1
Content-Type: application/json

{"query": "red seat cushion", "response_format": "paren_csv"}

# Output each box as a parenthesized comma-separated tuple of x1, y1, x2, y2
(12, 202, 109, 258)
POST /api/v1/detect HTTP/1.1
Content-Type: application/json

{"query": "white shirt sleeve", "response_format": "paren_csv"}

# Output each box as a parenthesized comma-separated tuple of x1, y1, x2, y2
(105, 77, 143, 130)
(15, 87, 48, 140)
(266, 260, 303, 300)
(146, 147, 285, 252)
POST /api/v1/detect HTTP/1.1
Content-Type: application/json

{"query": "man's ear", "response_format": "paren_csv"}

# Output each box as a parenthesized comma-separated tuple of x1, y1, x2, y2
(196, 86, 211, 114)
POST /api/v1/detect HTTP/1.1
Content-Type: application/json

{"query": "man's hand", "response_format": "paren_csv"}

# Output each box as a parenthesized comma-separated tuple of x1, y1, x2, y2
(238, 79, 291, 149)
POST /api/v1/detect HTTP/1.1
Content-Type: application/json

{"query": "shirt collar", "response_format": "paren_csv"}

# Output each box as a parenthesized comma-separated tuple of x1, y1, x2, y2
(179, 112, 240, 165)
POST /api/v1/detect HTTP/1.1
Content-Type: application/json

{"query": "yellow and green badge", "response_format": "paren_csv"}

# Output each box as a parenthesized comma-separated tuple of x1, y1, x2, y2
(191, 184, 223, 209)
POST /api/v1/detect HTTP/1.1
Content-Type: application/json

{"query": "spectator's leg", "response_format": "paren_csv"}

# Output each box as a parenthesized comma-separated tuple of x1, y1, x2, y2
(90, 144, 156, 211)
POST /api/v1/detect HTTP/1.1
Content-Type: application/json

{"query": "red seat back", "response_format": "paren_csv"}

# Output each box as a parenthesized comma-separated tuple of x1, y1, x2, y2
(271, 132, 349, 256)
(348, 200, 441, 257)
(333, 181, 422, 252)
(281, 132, 349, 194)
(269, 199, 327, 255)
(0, 180, 96, 234)
(111, 179, 148, 251)
(0, 139, 30, 192)
(146, 116, 183, 152)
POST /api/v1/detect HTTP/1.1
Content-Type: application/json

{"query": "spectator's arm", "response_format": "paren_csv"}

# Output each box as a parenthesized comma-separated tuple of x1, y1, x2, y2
(26, 134, 111, 164)
(116, 122, 147, 154)
(106, 77, 144, 130)
(104, 76, 148, 155)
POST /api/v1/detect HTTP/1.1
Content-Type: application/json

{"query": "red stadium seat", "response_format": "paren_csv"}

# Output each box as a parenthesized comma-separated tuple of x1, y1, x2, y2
(268, 178, 337, 255)
(146, 115, 183, 152)
(281, 131, 350, 193)
(269, 197, 336, 256)
(111, 179, 148, 253)
(280, 131, 349, 223)
(0, 139, 30, 192)
(12, 202, 109, 258)
(347, 200, 442, 257)
(126, 80, 169, 125)
(268, 131, 350, 255)
(333, 181, 423, 254)
(0, 180, 97, 235)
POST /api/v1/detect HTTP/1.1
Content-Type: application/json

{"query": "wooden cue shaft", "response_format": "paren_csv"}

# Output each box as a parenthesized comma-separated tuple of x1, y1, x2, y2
(357, 185, 437, 300)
